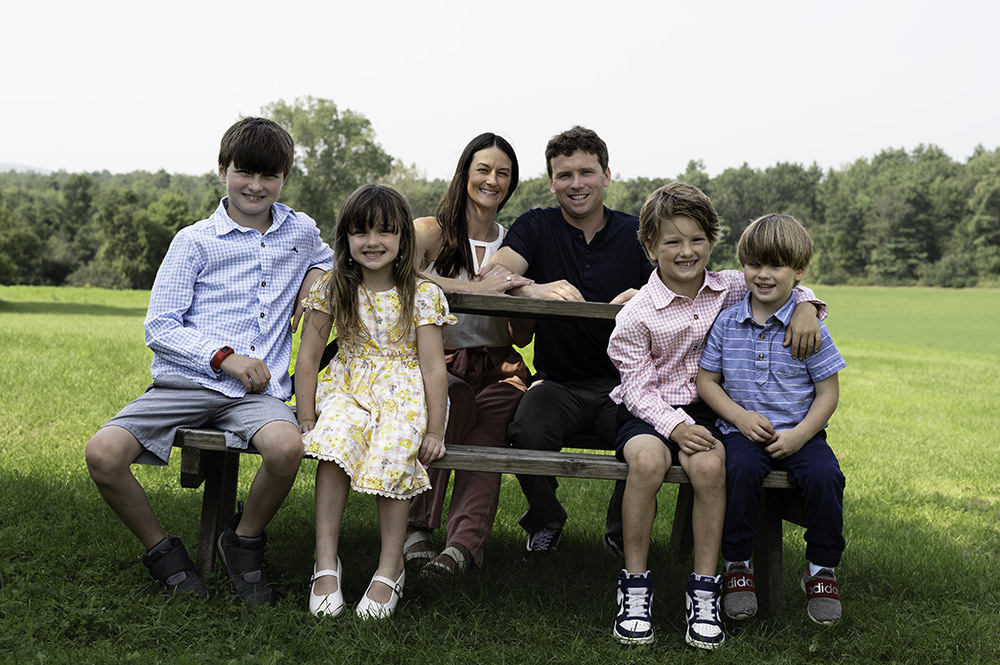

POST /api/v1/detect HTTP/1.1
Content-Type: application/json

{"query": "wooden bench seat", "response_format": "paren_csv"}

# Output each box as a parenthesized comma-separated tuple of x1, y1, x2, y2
(174, 430, 804, 616)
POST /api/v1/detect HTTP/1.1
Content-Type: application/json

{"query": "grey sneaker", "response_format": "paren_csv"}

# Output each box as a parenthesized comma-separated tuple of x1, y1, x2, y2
(801, 567, 841, 625)
(142, 535, 207, 598)
(525, 527, 561, 555)
(218, 513, 272, 606)
(722, 562, 757, 620)
(613, 570, 654, 645)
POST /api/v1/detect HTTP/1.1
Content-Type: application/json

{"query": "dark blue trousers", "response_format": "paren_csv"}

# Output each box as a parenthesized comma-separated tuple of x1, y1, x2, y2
(721, 430, 845, 568)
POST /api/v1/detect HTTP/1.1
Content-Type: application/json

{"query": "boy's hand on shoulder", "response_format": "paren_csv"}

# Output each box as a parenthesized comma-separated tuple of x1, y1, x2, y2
(671, 423, 720, 455)
(765, 430, 806, 459)
(735, 412, 777, 445)
(220, 354, 271, 393)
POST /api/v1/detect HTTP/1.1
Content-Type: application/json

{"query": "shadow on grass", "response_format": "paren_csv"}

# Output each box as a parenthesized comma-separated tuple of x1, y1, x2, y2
(0, 300, 148, 318)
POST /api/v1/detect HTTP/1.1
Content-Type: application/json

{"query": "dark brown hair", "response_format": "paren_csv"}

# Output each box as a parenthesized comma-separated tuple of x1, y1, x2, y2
(218, 117, 294, 177)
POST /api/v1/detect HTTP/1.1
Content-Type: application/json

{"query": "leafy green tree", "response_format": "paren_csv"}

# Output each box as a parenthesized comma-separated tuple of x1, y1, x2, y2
(263, 97, 393, 236)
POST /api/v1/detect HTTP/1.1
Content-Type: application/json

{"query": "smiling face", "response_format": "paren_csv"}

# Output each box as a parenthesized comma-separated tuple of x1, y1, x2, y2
(646, 215, 711, 298)
(742, 261, 806, 317)
(219, 161, 284, 228)
(547, 151, 611, 224)
(465, 146, 513, 212)
(348, 225, 401, 287)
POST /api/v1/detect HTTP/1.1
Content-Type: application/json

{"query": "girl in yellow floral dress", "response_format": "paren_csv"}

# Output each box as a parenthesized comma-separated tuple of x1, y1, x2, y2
(294, 184, 454, 620)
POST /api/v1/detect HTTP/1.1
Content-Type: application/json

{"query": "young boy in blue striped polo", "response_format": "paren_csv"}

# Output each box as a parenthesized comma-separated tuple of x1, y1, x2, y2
(696, 213, 846, 626)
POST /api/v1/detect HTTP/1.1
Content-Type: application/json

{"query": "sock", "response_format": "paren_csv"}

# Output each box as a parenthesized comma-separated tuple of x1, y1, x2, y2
(724, 559, 751, 571)
(808, 561, 833, 577)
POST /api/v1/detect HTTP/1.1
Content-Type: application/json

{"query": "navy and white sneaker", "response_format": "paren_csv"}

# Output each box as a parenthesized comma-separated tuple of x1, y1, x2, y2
(613, 570, 654, 645)
(684, 573, 725, 650)
(525, 527, 561, 555)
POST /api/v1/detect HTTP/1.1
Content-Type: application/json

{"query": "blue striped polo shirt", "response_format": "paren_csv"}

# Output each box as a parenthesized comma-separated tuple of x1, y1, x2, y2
(698, 293, 846, 434)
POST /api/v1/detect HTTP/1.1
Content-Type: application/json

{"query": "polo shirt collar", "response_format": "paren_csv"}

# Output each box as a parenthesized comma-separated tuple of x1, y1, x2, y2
(734, 291, 797, 326)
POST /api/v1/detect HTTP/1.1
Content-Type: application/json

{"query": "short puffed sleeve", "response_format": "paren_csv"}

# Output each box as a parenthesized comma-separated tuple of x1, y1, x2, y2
(302, 271, 334, 314)
(414, 280, 458, 328)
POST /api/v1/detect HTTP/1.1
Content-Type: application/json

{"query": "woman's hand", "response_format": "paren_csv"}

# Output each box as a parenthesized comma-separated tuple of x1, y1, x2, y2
(476, 264, 533, 294)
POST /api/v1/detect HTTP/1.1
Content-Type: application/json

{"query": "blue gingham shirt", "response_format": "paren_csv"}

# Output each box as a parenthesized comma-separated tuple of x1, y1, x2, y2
(698, 293, 846, 434)
(144, 199, 333, 400)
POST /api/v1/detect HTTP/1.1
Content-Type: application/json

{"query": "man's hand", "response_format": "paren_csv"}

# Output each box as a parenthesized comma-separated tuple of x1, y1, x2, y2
(518, 279, 585, 301)
(220, 354, 271, 394)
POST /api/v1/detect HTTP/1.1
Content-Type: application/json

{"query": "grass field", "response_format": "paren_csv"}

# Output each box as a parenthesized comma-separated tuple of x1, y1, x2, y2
(1, 284, 998, 665)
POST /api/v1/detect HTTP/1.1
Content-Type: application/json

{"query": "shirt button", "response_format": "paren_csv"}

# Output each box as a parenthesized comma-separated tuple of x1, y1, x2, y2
(260, 242, 265, 248)
(250, 346, 255, 351)
(758, 353, 765, 360)
(693, 314, 699, 319)
(758, 333, 765, 340)
(260, 313, 265, 318)
(261, 281, 267, 287)
(689, 377, 695, 383)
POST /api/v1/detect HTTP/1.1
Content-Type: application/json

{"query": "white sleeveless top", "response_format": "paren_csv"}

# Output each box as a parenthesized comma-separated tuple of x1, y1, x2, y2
(427, 224, 512, 350)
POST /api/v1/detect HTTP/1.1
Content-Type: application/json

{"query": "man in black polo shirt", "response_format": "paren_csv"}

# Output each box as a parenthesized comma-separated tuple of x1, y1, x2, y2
(486, 126, 653, 554)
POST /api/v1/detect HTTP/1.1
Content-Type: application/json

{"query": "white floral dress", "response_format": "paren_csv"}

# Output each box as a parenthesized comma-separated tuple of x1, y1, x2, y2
(302, 275, 456, 498)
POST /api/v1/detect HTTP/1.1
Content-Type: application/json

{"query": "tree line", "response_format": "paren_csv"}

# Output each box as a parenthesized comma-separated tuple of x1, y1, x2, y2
(2, 97, 998, 289)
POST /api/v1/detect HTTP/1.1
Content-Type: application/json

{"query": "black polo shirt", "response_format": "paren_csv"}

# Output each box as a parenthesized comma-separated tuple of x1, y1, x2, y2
(502, 206, 653, 383)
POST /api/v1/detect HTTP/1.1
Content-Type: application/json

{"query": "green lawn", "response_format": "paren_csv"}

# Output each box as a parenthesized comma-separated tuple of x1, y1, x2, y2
(1, 284, 998, 665)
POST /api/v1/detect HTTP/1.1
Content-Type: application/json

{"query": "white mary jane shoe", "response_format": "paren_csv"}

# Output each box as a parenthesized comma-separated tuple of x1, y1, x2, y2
(309, 558, 345, 618)
(355, 569, 405, 620)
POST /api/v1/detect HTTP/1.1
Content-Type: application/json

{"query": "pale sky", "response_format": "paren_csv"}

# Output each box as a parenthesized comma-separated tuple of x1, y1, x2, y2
(3, 0, 997, 182)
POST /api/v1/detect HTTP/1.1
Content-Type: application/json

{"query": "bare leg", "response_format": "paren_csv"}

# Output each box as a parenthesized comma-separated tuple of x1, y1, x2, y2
(85, 425, 166, 550)
(313, 460, 351, 595)
(621, 435, 672, 573)
(238, 420, 304, 537)
(679, 444, 726, 577)
(366, 496, 410, 604)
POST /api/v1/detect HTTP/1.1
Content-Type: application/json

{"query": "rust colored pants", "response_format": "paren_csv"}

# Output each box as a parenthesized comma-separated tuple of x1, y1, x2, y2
(408, 346, 528, 567)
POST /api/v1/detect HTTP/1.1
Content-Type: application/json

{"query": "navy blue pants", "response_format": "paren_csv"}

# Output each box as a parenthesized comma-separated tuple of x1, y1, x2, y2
(721, 430, 845, 568)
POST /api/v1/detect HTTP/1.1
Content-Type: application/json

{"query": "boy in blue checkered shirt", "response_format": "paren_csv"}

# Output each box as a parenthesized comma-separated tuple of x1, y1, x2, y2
(696, 214, 846, 626)
(85, 117, 333, 605)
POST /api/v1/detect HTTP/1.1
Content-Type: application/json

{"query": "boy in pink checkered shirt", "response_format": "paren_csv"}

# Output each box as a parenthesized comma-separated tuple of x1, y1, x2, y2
(607, 183, 826, 649)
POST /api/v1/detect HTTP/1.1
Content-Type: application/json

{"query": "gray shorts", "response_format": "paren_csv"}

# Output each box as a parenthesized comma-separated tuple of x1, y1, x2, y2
(103, 375, 297, 466)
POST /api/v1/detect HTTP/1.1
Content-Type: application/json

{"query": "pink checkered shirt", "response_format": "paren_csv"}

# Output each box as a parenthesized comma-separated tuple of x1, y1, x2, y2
(608, 269, 823, 439)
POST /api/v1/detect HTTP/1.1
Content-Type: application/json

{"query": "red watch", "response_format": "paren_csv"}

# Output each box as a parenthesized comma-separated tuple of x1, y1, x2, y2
(211, 346, 235, 372)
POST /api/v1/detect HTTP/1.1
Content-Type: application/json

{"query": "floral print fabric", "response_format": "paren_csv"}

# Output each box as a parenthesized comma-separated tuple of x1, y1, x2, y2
(301, 274, 456, 498)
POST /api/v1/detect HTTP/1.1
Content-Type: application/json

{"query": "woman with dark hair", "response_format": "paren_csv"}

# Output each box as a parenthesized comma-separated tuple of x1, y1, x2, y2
(404, 133, 533, 574)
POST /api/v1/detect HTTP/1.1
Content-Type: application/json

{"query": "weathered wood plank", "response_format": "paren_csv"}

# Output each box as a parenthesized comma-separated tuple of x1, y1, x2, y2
(443, 291, 621, 321)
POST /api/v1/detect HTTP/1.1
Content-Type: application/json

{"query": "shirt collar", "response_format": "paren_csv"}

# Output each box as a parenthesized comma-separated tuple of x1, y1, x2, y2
(211, 198, 292, 236)
(646, 268, 727, 309)
(734, 291, 798, 326)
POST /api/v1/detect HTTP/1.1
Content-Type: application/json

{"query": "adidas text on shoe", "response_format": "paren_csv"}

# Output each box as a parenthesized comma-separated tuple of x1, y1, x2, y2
(685, 574, 725, 650)
(722, 562, 757, 620)
(525, 527, 561, 555)
(613, 570, 654, 645)
(801, 567, 841, 626)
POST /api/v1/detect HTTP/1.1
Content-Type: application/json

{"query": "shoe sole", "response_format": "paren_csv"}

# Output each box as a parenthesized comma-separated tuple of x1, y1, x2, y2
(686, 633, 725, 650)
(613, 628, 654, 646)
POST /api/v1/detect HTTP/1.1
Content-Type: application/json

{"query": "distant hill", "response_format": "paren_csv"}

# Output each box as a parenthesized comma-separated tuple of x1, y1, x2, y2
(0, 163, 50, 174)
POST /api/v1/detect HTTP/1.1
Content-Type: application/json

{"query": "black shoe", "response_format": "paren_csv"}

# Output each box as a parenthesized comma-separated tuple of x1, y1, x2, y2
(218, 513, 272, 606)
(142, 535, 208, 599)
(526, 527, 562, 555)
